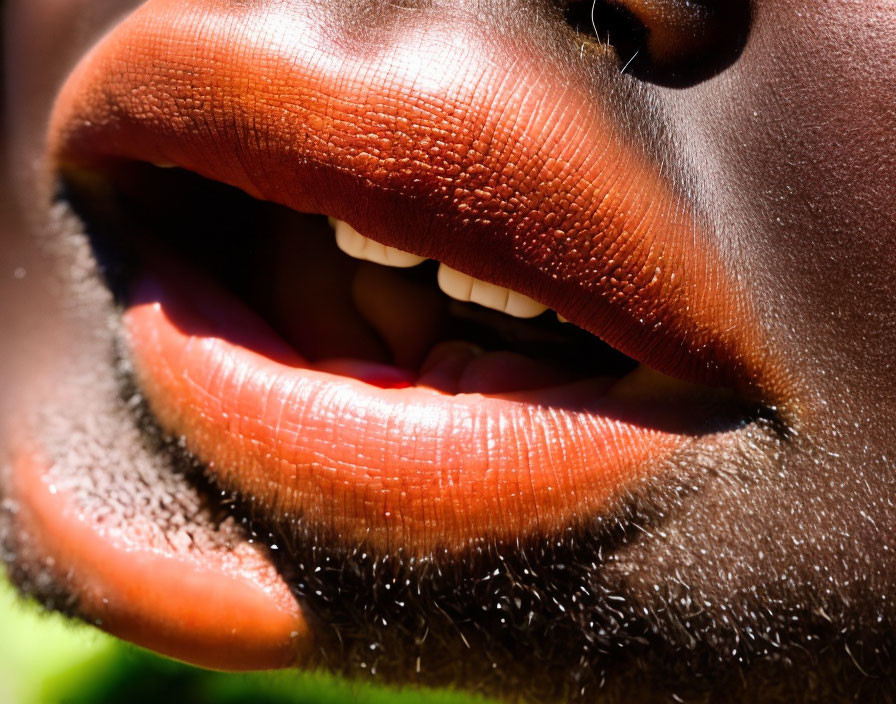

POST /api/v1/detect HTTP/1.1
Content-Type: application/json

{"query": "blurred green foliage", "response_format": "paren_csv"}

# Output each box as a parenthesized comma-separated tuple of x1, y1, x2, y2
(0, 578, 490, 704)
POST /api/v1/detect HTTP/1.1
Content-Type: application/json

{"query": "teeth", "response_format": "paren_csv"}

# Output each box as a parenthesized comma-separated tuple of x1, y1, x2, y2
(505, 289, 549, 318)
(436, 264, 475, 301)
(437, 264, 548, 319)
(331, 219, 426, 268)
(329, 217, 550, 319)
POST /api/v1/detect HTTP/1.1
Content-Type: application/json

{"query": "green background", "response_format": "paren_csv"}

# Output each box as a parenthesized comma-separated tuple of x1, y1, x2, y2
(0, 577, 489, 704)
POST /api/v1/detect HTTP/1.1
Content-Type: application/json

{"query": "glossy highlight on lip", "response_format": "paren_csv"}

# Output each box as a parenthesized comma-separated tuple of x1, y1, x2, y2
(123, 268, 744, 552)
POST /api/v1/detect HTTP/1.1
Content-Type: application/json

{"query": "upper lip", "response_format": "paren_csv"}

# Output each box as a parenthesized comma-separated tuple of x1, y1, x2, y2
(47, 0, 785, 405)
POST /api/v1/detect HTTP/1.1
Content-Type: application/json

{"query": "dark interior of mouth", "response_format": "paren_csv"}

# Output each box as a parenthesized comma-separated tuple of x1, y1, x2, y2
(63, 162, 638, 394)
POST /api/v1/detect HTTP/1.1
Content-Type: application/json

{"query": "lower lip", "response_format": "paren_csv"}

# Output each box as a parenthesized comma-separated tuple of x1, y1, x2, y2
(125, 269, 731, 553)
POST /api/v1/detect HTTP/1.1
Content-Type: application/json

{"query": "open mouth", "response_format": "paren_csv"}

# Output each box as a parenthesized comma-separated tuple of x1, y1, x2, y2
(58, 157, 759, 553)
(82, 163, 645, 396)
(5, 0, 797, 675)
(40, 0, 788, 556)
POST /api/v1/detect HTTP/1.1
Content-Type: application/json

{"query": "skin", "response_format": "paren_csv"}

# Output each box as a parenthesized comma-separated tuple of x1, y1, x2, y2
(2, 0, 895, 701)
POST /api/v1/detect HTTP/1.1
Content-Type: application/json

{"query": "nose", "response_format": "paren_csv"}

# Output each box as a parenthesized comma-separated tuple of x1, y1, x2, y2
(557, 0, 751, 84)
(319, 0, 749, 85)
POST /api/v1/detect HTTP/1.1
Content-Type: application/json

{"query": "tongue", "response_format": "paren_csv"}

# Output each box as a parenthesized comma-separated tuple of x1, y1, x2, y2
(458, 350, 576, 394)
(351, 261, 446, 369)
(314, 358, 416, 388)
(351, 264, 579, 393)
(418, 341, 482, 392)
(315, 344, 577, 394)
(419, 342, 575, 394)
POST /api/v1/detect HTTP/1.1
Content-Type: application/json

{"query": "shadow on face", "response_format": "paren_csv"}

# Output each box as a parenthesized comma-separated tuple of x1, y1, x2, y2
(2, 0, 896, 700)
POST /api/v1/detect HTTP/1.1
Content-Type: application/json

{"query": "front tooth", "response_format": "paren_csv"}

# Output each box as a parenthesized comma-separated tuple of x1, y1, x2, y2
(436, 264, 475, 302)
(332, 219, 425, 268)
(437, 264, 548, 319)
(470, 277, 510, 312)
(505, 291, 548, 318)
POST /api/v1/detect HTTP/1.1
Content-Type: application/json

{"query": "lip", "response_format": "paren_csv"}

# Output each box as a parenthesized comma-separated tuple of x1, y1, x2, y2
(47, 0, 786, 552)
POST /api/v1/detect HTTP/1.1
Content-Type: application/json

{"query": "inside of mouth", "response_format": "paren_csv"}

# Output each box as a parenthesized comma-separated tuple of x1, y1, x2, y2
(67, 162, 639, 395)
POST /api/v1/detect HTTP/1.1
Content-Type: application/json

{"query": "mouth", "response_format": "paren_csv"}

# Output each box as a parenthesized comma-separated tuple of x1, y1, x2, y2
(62, 158, 757, 553)
(45, 0, 788, 553)
(30, 0, 790, 673)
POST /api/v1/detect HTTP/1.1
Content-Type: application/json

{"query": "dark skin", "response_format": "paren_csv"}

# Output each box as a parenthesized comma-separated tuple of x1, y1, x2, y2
(2, 1, 896, 701)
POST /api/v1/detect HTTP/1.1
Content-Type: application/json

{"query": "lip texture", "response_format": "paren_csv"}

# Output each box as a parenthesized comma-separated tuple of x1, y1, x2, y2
(47, 0, 783, 552)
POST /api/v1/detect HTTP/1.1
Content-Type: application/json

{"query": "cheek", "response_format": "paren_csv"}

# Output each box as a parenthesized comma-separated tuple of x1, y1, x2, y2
(2, 0, 148, 397)
(5, 0, 146, 171)
(659, 0, 896, 424)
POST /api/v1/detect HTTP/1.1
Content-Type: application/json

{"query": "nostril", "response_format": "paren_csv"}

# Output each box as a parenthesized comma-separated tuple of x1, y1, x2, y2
(558, 0, 646, 65)
(556, 0, 751, 86)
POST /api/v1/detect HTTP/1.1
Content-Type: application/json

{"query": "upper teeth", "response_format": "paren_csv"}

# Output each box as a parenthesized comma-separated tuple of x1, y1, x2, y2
(330, 218, 549, 319)
(436, 265, 547, 319)
(332, 218, 427, 268)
